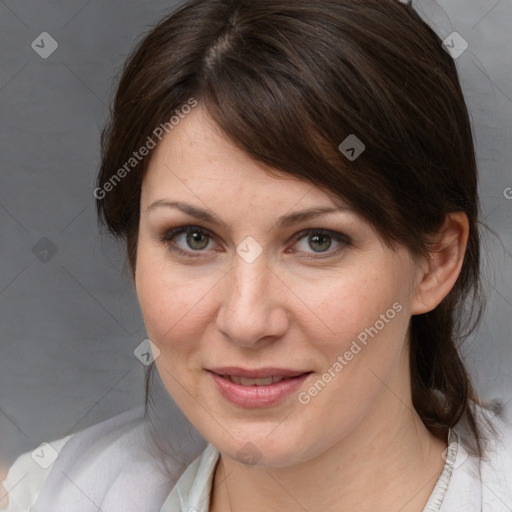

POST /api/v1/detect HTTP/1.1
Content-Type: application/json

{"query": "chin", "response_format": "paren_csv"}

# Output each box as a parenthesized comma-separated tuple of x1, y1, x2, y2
(214, 427, 314, 469)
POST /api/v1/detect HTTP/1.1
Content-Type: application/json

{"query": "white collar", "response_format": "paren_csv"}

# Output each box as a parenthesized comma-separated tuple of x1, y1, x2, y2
(160, 443, 220, 512)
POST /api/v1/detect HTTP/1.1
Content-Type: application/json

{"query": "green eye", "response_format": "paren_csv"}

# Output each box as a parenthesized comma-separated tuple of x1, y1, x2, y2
(161, 225, 351, 260)
(161, 225, 214, 257)
(184, 229, 210, 250)
(291, 229, 351, 259)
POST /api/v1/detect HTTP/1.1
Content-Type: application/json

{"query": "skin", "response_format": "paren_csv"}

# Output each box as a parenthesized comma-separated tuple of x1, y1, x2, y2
(0, 467, 7, 510)
(135, 105, 469, 511)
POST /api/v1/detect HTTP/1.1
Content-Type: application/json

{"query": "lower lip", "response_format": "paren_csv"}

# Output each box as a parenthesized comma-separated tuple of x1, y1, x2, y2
(209, 371, 311, 408)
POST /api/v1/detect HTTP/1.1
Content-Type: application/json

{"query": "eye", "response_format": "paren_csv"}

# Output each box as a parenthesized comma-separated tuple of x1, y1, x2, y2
(160, 225, 351, 260)
(288, 229, 351, 259)
(160, 225, 216, 257)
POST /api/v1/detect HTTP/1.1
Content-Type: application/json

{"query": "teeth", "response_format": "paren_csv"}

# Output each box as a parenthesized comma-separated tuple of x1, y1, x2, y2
(223, 375, 289, 386)
(240, 376, 273, 386)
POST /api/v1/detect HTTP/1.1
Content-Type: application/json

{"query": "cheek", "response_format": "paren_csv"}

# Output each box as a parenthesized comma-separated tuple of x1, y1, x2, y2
(135, 256, 210, 400)
(297, 280, 410, 430)
(292, 262, 409, 354)
(303, 263, 412, 405)
(135, 246, 206, 351)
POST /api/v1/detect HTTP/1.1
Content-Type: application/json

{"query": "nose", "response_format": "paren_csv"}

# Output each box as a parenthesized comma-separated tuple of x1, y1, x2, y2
(215, 252, 290, 348)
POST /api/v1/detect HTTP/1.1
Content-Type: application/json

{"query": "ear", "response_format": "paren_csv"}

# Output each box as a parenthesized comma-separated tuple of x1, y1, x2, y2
(411, 212, 469, 315)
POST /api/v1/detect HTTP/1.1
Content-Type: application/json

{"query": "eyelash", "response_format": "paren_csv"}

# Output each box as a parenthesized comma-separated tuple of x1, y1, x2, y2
(159, 225, 351, 260)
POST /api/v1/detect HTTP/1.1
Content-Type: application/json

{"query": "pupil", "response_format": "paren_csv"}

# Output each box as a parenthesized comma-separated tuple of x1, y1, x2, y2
(187, 231, 209, 250)
(310, 233, 331, 252)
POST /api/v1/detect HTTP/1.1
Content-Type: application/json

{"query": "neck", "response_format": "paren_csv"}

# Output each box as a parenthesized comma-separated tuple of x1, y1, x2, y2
(210, 378, 448, 512)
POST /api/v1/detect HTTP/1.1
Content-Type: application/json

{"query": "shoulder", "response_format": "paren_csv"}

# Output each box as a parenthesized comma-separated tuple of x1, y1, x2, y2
(479, 406, 512, 505)
(2, 403, 207, 512)
(1, 406, 149, 511)
(438, 401, 512, 511)
(25, 405, 205, 512)
(1, 433, 74, 511)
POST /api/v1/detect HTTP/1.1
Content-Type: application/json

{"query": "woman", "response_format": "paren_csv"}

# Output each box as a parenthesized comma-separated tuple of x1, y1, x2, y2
(2, 0, 511, 510)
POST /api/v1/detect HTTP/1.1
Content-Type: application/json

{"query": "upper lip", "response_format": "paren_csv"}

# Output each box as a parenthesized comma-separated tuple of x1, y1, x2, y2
(208, 367, 311, 378)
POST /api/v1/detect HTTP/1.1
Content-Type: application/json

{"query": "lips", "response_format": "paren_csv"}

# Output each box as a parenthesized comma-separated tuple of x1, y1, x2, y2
(208, 366, 309, 379)
(222, 375, 290, 386)
(207, 367, 312, 407)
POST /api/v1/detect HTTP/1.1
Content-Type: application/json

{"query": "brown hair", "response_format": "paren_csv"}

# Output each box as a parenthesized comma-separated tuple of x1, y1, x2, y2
(97, 0, 496, 457)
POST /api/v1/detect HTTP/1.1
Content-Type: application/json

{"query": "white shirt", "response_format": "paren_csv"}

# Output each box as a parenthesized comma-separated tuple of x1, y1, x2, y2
(2, 404, 511, 511)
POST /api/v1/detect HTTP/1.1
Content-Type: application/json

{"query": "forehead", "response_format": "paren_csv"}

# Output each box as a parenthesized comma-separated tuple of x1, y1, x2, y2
(142, 105, 344, 211)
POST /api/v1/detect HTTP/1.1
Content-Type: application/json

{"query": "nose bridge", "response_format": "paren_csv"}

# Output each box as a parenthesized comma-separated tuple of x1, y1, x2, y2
(229, 254, 272, 314)
(216, 252, 288, 345)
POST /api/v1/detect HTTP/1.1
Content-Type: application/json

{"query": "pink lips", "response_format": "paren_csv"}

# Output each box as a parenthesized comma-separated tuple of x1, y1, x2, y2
(207, 367, 312, 408)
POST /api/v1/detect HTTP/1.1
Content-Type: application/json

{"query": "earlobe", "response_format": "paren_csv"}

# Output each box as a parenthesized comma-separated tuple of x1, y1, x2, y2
(411, 212, 469, 315)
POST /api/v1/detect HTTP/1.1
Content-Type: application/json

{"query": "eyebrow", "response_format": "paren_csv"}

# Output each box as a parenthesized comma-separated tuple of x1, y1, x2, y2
(147, 200, 349, 231)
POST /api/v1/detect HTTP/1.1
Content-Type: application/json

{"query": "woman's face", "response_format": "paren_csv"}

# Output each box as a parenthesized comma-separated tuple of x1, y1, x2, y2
(135, 105, 426, 467)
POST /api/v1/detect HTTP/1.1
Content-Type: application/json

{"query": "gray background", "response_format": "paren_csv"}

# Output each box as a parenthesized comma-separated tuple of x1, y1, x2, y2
(0, 0, 511, 468)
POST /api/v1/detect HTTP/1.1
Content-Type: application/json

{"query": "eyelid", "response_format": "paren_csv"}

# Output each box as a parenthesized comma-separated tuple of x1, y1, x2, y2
(159, 225, 217, 257)
(289, 228, 351, 259)
(159, 224, 213, 242)
(159, 224, 351, 259)
(291, 228, 351, 245)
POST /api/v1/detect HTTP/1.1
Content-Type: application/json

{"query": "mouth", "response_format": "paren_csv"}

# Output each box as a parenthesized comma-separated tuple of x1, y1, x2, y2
(207, 367, 313, 407)
(217, 374, 296, 386)
(208, 366, 311, 384)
